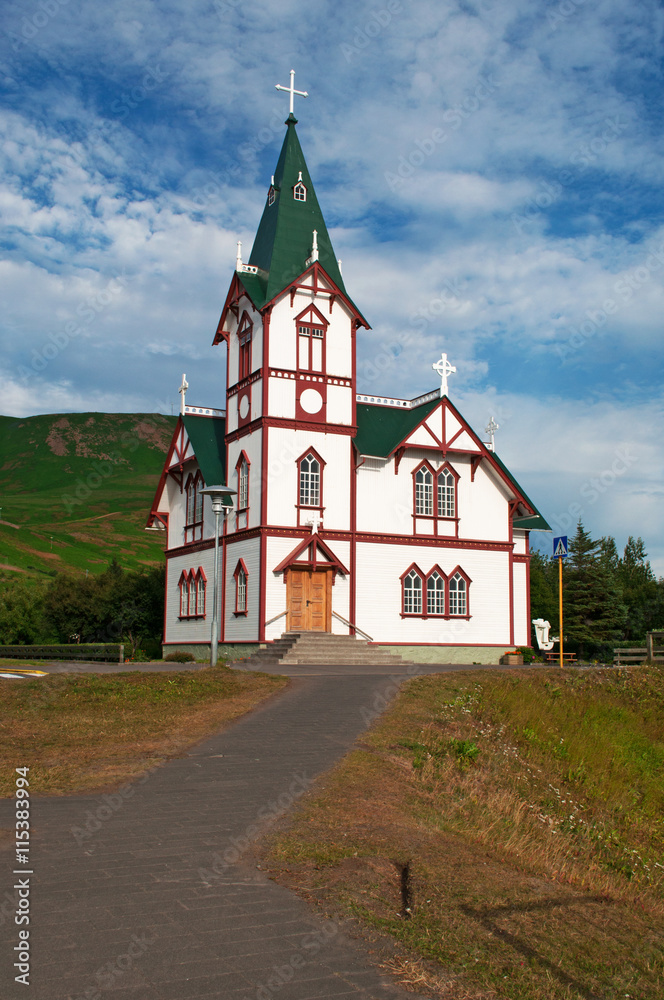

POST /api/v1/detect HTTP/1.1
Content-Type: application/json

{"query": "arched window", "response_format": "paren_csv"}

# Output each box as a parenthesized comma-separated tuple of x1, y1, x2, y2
(237, 313, 252, 381)
(438, 467, 456, 518)
(237, 455, 249, 511)
(426, 571, 445, 616)
(185, 471, 204, 543)
(234, 560, 248, 615)
(414, 465, 433, 516)
(294, 182, 307, 202)
(402, 567, 423, 615)
(196, 571, 206, 617)
(449, 572, 468, 616)
(295, 305, 327, 373)
(179, 568, 206, 618)
(299, 452, 320, 507)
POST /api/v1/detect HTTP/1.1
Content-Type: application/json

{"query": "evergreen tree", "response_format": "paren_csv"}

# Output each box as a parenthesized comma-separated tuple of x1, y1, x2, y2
(564, 520, 627, 648)
(618, 536, 664, 639)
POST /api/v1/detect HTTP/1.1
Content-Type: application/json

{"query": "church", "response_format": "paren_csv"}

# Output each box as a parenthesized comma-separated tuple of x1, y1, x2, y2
(148, 76, 550, 663)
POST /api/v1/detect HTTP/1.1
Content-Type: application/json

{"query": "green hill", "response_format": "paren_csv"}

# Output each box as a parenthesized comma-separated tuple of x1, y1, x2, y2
(0, 412, 177, 581)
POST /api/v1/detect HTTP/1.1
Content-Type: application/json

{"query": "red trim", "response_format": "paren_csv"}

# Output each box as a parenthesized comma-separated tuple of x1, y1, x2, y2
(233, 558, 249, 615)
(296, 445, 326, 515)
(272, 261, 370, 331)
(400, 563, 425, 616)
(448, 565, 472, 618)
(225, 415, 356, 443)
(184, 470, 204, 544)
(165, 527, 518, 558)
(470, 455, 482, 482)
(262, 308, 271, 426)
(259, 530, 267, 641)
(273, 532, 350, 576)
(424, 565, 447, 618)
(350, 445, 357, 634)
(147, 416, 184, 528)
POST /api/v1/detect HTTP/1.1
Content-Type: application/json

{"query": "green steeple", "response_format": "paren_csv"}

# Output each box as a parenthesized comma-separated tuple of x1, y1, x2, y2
(246, 115, 348, 306)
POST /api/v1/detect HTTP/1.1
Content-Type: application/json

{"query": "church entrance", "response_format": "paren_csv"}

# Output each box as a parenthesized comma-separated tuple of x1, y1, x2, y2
(286, 567, 332, 632)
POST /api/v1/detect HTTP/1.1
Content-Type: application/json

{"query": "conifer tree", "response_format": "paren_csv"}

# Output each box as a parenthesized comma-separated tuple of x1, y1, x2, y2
(564, 520, 626, 647)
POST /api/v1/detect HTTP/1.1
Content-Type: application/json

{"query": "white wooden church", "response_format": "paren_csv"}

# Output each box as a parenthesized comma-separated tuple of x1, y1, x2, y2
(148, 78, 549, 663)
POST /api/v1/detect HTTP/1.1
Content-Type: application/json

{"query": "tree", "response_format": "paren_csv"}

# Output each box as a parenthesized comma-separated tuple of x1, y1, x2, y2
(43, 561, 165, 653)
(564, 521, 627, 649)
(0, 578, 48, 644)
(529, 549, 559, 630)
(618, 536, 664, 639)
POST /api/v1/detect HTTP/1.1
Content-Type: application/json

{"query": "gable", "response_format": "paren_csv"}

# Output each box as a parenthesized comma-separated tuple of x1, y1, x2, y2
(147, 413, 227, 526)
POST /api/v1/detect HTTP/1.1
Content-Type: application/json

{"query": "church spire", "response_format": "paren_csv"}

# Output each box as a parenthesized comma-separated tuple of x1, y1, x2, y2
(247, 115, 347, 305)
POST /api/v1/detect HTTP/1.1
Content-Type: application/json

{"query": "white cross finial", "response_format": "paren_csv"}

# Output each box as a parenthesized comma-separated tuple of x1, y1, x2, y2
(311, 230, 319, 262)
(275, 70, 308, 116)
(178, 373, 188, 415)
(485, 416, 499, 451)
(432, 353, 456, 397)
(236, 241, 242, 271)
(306, 512, 323, 533)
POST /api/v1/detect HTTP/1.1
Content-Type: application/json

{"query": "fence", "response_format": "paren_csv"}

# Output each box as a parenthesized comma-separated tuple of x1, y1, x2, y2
(0, 644, 124, 662)
(613, 631, 664, 666)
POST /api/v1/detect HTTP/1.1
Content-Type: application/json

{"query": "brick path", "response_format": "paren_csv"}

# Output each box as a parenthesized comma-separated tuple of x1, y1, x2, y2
(1, 670, 432, 1000)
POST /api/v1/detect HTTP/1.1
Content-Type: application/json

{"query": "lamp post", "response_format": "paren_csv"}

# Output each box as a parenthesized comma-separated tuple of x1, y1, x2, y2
(200, 485, 236, 666)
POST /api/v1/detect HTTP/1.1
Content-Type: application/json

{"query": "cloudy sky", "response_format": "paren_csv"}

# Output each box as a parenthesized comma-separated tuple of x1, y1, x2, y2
(1, 0, 663, 572)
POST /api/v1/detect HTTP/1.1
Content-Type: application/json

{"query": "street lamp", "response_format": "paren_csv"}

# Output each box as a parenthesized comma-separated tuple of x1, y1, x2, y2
(200, 485, 236, 666)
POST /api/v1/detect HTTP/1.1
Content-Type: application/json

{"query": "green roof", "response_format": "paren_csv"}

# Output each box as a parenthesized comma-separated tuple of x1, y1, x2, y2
(182, 414, 230, 502)
(354, 398, 440, 457)
(245, 115, 354, 310)
(354, 399, 550, 531)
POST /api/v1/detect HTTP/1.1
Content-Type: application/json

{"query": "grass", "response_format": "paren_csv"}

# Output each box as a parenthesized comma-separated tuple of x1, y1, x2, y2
(263, 666, 664, 1000)
(0, 411, 176, 579)
(0, 665, 287, 796)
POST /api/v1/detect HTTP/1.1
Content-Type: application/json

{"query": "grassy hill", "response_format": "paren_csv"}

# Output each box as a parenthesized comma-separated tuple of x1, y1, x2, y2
(0, 412, 176, 581)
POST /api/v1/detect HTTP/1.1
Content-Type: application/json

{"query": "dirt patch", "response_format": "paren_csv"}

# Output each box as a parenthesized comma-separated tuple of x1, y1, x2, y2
(133, 418, 174, 451)
(46, 417, 71, 456)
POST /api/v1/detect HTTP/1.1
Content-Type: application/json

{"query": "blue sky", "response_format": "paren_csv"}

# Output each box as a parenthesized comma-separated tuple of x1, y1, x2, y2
(1, 0, 663, 572)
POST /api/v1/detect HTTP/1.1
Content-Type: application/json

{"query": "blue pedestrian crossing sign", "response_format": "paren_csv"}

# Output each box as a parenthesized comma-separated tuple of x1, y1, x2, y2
(553, 536, 568, 558)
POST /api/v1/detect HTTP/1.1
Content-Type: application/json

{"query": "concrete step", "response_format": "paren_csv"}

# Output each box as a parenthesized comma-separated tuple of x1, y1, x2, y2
(240, 630, 412, 670)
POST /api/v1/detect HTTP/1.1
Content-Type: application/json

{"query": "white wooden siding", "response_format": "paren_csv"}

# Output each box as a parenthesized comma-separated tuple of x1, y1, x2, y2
(355, 543, 512, 646)
(223, 536, 261, 641)
(164, 546, 216, 644)
(326, 383, 352, 425)
(266, 428, 350, 530)
(512, 561, 529, 646)
(227, 431, 263, 531)
(268, 376, 296, 418)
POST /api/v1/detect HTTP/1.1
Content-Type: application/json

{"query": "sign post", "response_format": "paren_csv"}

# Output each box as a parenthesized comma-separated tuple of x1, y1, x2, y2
(553, 536, 568, 667)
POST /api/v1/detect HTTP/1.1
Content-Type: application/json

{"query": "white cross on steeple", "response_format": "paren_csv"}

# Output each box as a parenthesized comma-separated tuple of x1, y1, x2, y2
(485, 416, 499, 451)
(178, 373, 188, 415)
(432, 353, 456, 397)
(275, 70, 308, 115)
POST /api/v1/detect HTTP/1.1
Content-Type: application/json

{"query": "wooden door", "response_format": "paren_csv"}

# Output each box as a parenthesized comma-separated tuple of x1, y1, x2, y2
(287, 568, 331, 631)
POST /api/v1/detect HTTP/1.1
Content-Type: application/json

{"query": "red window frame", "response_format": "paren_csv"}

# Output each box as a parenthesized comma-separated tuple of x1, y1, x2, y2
(178, 567, 207, 619)
(425, 566, 446, 617)
(237, 312, 253, 382)
(236, 451, 250, 512)
(413, 461, 435, 517)
(437, 463, 460, 519)
(400, 563, 424, 617)
(296, 446, 326, 518)
(233, 559, 248, 616)
(448, 566, 472, 618)
(184, 471, 204, 543)
(295, 304, 327, 374)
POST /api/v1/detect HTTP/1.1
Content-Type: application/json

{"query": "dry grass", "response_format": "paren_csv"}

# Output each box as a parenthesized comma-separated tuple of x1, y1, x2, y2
(0, 665, 287, 795)
(263, 666, 664, 1000)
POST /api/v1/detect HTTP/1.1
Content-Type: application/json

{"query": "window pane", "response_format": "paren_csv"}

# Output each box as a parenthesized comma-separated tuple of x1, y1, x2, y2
(299, 334, 309, 369)
(237, 569, 247, 612)
(300, 454, 320, 506)
(311, 337, 322, 371)
(438, 470, 455, 518)
(404, 570, 422, 614)
(415, 468, 433, 515)
(449, 574, 467, 616)
(427, 573, 444, 615)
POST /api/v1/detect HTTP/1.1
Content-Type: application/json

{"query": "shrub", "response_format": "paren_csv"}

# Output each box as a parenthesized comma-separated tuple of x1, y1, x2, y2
(164, 650, 195, 663)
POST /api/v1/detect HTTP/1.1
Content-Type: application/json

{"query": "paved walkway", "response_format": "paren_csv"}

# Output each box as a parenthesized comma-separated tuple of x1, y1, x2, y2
(1, 669, 436, 1000)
